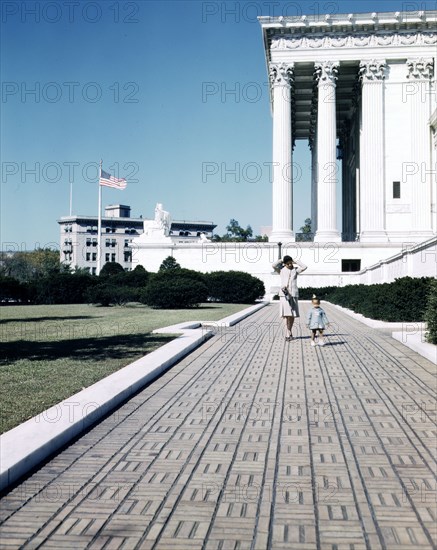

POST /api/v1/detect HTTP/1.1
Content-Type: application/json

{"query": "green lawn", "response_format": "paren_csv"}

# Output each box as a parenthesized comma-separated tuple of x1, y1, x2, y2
(0, 303, 249, 433)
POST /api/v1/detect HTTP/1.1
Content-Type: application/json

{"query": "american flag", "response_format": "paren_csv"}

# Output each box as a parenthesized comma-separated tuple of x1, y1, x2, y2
(99, 168, 127, 190)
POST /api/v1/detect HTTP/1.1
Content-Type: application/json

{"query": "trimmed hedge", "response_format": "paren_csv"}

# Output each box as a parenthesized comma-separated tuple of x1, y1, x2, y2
(0, 276, 27, 303)
(85, 266, 150, 306)
(85, 284, 140, 306)
(206, 271, 265, 304)
(140, 270, 208, 308)
(29, 273, 98, 304)
(424, 278, 437, 344)
(300, 277, 433, 322)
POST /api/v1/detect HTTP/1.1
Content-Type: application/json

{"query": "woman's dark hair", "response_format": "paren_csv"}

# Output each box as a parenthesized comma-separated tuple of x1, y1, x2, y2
(283, 255, 293, 263)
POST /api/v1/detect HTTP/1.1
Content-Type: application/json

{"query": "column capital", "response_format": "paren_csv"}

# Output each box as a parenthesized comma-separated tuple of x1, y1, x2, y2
(359, 59, 387, 82)
(269, 62, 295, 87)
(406, 57, 434, 79)
(314, 61, 339, 84)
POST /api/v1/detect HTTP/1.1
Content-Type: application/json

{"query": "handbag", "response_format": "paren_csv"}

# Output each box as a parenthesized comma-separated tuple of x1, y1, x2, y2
(281, 270, 293, 303)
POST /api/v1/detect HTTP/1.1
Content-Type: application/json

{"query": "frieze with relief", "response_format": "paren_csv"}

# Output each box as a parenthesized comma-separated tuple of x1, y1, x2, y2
(270, 32, 437, 50)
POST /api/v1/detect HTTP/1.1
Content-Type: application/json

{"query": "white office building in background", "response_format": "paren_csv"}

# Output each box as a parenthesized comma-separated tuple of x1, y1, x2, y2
(58, 205, 216, 273)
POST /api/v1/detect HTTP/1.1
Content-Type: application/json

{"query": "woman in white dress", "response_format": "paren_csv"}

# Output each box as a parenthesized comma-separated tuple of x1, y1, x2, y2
(272, 255, 308, 341)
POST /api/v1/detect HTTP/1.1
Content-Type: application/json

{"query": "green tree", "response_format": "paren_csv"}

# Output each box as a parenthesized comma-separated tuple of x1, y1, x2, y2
(159, 256, 181, 271)
(254, 234, 269, 242)
(226, 219, 253, 241)
(123, 265, 149, 287)
(0, 248, 62, 282)
(99, 262, 125, 277)
(212, 219, 254, 242)
(297, 218, 312, 242)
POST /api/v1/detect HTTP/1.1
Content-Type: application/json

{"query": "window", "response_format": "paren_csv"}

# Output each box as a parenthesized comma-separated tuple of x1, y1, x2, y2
(342, 259, 361, 272)
(86, 253, 91, 261)
(92, 253, 97, 261)
(111, 253, 116, 262)
(124, 252, 132, 262)
(111, 239, 116, 248)
(393, 181, 401, 199)
(105, 253, 110, 262)
(105, 239, 110, 248)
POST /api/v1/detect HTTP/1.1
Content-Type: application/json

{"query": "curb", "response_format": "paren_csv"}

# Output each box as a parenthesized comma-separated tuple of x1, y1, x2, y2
(202, 302, 268, 327)
(392, 331, 437, 364)
(0, 304, 267, 492)
(328, 302, 435, 363)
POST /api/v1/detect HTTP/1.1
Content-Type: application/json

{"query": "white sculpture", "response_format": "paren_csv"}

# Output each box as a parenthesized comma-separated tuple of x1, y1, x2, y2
(141, 202, 172, 242)
(154, 203, 171, 236)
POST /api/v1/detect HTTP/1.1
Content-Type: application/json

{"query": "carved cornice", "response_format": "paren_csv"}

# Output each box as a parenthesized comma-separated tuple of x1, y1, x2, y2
(359, 59, 387, 81)
(407, 57, 434, 79)
(270, 32, 437, 51)
(314, 61, 339, 84)
(268, 62, 295, 87)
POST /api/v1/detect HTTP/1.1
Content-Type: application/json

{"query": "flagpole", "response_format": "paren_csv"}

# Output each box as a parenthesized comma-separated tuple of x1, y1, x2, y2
(97, 160, 103, 275)
(69, 180, 73, 216)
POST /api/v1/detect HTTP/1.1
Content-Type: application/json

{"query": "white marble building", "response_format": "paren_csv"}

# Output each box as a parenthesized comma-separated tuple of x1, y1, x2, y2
(132, 10, 437, 289)
(260, 10, 437, 243)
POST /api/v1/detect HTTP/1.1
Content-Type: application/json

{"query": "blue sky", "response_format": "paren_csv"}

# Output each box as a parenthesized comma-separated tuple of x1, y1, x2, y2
(2, 0, 436, 250)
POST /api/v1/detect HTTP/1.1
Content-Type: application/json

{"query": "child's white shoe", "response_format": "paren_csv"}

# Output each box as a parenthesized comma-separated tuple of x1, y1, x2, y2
(311, 341, 316, 347)
(318, 339, 325, 346)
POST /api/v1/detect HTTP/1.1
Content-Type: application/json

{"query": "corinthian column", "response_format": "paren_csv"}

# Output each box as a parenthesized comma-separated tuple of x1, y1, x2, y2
(314, 61, 341, 243)
(359, 59, 388, 242)
(269, 62, 294, 243)
(407, 58, 434, 237)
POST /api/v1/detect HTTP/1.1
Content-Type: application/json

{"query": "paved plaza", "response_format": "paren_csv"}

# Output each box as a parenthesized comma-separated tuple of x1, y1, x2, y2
(0, 303, 436, 549)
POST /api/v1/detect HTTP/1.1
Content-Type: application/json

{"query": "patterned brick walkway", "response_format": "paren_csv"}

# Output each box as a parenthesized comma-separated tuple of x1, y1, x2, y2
(0, 304, 436, 549)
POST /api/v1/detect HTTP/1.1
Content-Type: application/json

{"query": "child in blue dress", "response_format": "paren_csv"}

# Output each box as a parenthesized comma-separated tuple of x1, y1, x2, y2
(306, 295, 329, 346)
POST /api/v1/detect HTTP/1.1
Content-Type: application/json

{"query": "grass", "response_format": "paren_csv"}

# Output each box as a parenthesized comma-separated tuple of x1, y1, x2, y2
(0, 302, 249, 433)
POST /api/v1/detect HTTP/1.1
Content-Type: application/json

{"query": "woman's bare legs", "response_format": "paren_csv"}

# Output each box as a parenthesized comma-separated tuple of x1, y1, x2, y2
(285, 316, 295, 339)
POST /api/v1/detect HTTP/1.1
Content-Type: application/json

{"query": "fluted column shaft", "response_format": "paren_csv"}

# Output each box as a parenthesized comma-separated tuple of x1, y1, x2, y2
(359, 60, 387, 242)
(314, 61, 340, 242)
(407, 58, 434, 234)
(269, 62, 294, 243)
(310, 137, 318, 234)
